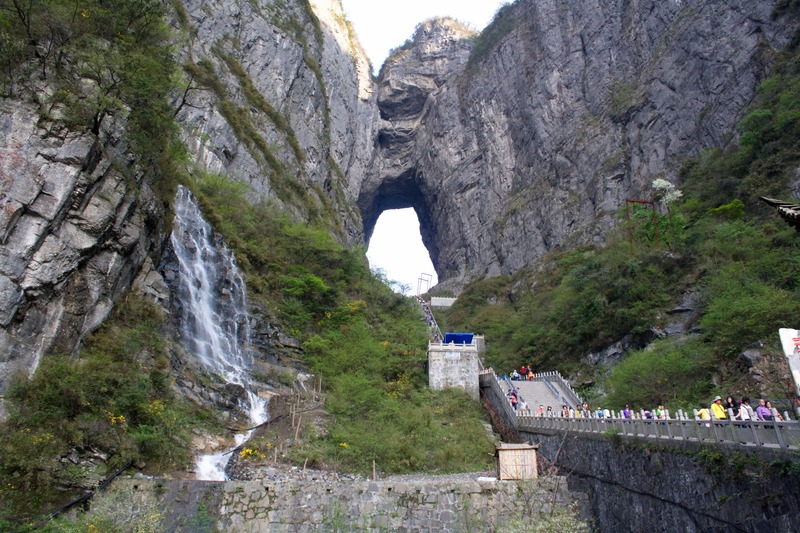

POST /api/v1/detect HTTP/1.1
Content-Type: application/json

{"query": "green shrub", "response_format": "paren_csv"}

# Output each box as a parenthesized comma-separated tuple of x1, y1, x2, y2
(604, 338, 716, 409)
(0, 298, 202, 523)
(700, 263, 800, 356)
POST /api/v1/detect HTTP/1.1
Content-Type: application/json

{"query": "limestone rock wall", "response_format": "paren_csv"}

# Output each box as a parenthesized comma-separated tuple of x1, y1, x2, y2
(0, 100, 166, 413)
(3, 0, 799, 414)
(0, 0, 377, 405)
(174, 0, 377, 242)
(366, 0, 796, 289)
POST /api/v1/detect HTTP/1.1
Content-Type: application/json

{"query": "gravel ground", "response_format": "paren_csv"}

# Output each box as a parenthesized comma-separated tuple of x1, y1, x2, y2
(378, 471, 496, 483)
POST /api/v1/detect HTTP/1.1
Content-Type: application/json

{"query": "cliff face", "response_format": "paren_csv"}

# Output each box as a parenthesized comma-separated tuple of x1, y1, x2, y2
(1, 0, 797, 401)
(174, 0, 376, 242)
(366, 0, 795, 288)
(0, 100, 167, 409)
(0, 0, 376, 407)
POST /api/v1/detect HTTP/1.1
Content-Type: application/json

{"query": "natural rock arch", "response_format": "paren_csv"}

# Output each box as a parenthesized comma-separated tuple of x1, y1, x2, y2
(358, 168, 440, 277)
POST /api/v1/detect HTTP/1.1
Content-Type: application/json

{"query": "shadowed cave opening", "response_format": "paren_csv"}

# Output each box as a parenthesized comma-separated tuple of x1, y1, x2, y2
(360, 172, 439, 294)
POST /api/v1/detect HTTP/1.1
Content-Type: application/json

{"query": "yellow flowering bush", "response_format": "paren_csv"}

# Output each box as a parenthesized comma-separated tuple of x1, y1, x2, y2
(347, 300, 367, 314)
(239, 447, 266, 461)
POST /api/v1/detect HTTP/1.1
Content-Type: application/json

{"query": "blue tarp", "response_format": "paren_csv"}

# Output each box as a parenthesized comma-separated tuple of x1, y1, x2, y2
(443, 332, 474, 345)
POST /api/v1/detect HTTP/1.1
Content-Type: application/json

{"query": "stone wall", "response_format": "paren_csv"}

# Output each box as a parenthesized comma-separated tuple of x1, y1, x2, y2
(522, 428, 800, 532)
(479, 372, 517, 431)
(93, 475, 587, 532)
(428, 344, 481, 400)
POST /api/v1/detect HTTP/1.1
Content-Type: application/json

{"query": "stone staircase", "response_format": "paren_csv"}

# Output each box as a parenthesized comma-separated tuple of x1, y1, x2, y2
(500, 379, 562, 411)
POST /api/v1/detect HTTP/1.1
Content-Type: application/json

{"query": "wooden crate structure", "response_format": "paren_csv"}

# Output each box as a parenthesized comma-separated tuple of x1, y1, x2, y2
(496, 443, 539, 480)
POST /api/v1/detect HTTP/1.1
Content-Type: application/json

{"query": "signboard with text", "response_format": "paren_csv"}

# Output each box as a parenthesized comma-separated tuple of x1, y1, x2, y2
(778, 328, 800, 397)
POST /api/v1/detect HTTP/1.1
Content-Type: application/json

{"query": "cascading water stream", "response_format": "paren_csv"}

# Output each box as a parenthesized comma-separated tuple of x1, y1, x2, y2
(168, 185, 268, 481)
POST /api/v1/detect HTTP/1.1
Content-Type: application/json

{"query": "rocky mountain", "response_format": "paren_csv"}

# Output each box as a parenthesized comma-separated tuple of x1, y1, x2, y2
(174, 0, 375, 241)
(0, 0, 797, 405)
(366, 0, 796, 289)
(0, 100, 168, 411)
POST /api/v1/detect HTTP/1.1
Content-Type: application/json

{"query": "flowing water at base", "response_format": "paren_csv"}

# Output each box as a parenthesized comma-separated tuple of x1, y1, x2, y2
(169, 186, 268, 481)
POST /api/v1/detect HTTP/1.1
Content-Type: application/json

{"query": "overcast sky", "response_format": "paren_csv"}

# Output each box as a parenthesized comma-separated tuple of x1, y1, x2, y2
(341, 0, 507, 294)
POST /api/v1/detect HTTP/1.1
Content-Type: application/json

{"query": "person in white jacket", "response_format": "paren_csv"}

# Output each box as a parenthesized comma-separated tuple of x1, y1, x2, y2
(739, 397, 756, 420)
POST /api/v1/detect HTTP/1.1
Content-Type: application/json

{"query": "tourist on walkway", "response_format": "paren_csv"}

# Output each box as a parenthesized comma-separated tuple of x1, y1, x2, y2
(739, 397, 754, 421)
(622, 405, 632, 419)
(711, 396, 727, 419)
(756, 399, 772, 421)
(766, 400, 782, 421)
(536, 404, 544, 417)
(724, 396, 739, 419)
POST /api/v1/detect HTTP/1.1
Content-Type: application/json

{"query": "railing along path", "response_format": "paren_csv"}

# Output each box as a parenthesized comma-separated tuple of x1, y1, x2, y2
(480, 369, 799, 450)
(517, 411, 800, 450)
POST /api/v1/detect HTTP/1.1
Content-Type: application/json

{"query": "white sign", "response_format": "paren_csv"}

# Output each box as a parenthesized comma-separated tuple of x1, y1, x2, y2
(778, 328, 800, 396)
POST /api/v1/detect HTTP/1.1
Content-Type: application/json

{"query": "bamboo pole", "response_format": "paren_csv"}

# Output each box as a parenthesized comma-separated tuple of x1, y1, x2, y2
(294, 416, 302, 440)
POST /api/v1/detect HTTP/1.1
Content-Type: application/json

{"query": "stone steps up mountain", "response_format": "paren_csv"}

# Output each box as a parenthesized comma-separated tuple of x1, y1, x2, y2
(501, 379, 561, 412)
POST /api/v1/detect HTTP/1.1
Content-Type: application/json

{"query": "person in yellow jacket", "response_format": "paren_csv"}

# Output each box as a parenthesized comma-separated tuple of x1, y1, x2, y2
(710, 395, 727, 419)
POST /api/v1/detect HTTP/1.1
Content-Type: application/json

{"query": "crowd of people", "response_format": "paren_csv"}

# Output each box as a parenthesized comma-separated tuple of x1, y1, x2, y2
(501, 367, 800, 422)
(416, 296, 442, 342)
(502, 364, 536, 382)
(696, 395, 800, 422)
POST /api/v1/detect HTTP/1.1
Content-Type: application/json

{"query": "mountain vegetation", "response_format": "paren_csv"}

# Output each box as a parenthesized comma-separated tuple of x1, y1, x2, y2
(438, 24, 800, 411)
(193, 174, 495, 476)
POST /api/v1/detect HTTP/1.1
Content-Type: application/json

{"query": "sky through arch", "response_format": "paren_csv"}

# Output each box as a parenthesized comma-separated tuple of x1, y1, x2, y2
(366, 209, 437, 295)
(342, 1, 508, 294)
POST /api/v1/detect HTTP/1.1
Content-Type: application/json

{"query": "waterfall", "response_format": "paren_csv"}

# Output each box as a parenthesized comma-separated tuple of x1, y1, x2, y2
(168, 185, 268, 480)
